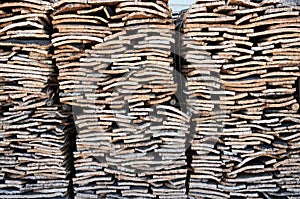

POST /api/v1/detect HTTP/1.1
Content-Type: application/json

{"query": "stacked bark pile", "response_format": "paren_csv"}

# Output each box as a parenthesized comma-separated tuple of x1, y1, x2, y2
(0, 0, 300, 198)
(52, 0, 189, 198)
(182, 0, 300, 198)
(51, 1, 115, 198)
(0, 0, 71, 198)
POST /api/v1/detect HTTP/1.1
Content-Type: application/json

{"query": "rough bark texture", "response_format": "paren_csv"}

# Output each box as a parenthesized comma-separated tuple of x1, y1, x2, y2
(0, 0, 72, 198)
(183, 0, 300, 198)
(0, 0, 300, 198)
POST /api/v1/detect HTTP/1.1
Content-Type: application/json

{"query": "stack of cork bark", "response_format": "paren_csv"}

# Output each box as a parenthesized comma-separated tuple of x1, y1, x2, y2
(0, 0, 71, 198)
(0, 0, 300, 198)
(182, 0, 300, 198)
(52, 0, 190, 198)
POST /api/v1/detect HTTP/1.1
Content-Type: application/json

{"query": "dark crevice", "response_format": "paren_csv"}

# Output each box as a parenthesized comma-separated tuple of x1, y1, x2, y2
(48, 8, 77, 199)
(185, 146, 194, 195)
(173, 9, 194, 197)
(296, 78, 300, 113)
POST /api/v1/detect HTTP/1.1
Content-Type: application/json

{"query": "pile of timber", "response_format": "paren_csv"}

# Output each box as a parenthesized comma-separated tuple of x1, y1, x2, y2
(182, 0, 300, 198)
(52, 0, 190, 198)
(0, 0, 72, 198)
